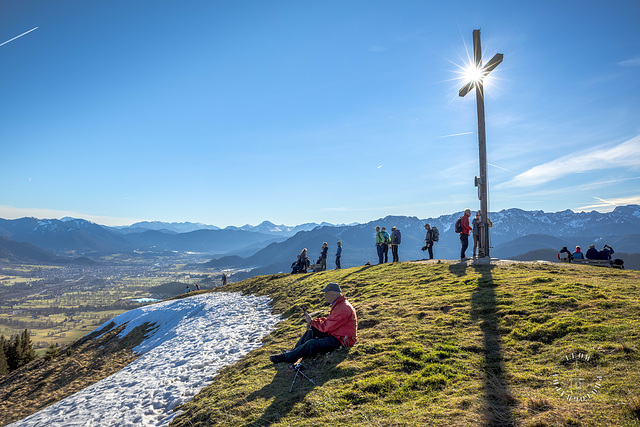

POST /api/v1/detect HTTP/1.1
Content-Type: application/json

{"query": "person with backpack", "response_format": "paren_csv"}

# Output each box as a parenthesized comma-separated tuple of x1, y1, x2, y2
(456, 209, 473, 260)
(335, 241, 342, 269)
(423, 224, 435, 259)
(390, 226, 401, 262)
(572, 246, 584, 259)
(381, 227, 390, 263)
(375, 226, 384, 264)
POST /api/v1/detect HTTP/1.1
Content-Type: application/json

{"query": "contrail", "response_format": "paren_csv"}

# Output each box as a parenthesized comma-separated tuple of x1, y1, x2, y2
(593, 196, 617, 206)
(438, 131, 474, 138)
(0, 27, 38, 48)
(488, 162, 513, 172)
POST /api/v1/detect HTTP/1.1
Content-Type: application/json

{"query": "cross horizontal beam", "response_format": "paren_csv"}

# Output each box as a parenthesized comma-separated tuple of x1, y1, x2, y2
(458, 53, 503, 98)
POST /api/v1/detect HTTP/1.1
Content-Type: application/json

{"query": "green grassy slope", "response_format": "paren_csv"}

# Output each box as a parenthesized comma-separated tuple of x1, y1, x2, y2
(171, 260, 640, 427)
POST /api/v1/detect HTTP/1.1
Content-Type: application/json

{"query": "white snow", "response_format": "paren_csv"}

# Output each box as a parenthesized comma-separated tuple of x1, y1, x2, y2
(10, 292, 281, 427)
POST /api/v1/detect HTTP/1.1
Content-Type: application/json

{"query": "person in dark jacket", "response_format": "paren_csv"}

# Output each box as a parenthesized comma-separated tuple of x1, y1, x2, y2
(586, 244, 599, 260)
(471, 211, 481, 258)
(375, 226, 384, 264)
(424, 224, 434, 260)
(390, 226, 401, 262)
(599, 245, 614, 260)
(381, 227, 390, 263)
(320, 242, 328, 271)
(335, 241, 342, 269)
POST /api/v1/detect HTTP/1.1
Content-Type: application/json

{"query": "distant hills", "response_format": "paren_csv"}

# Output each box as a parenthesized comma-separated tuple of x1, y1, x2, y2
(0, 205, 638, 271)
(112, 220, 338, 237)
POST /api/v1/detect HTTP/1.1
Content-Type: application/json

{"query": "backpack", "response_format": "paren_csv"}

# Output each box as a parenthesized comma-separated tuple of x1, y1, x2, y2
(431, 227, 439, 242)
(454, 218, 463, 233)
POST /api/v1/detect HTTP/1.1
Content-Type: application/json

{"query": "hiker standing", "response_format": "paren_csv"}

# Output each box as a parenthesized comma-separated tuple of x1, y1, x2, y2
(375, 226, 384, 264)
(424, 224, 434, 260)
(381, 227, 390, 263)
(300, 248, 310, 272)
(270, 282, 357, 364)
(472, 211, 481, 258)
(320, 242, 329, 271)
(335, 241, 342, 269)
(222, 273, 227, 286)
(390, 226, 401, 262)
(195, 283, 201, 291)
(459, 209, 473, 260)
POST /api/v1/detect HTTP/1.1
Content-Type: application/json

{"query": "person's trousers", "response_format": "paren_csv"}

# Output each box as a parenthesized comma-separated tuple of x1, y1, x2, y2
(376, 244, 384, 264)
(427, 243, 433, 259)
(391, 245, 399, 262)
(383, 244, 389, 263)
(460, 233, 469, 259)
(321, 257, 327, 271)
(282, 327, 341, 362)
(335, 256, 341, 269)
(473, 233, 479, 256)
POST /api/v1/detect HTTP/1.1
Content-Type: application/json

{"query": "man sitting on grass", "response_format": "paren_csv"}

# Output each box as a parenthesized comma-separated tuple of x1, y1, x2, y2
(270, 282, 357, 364)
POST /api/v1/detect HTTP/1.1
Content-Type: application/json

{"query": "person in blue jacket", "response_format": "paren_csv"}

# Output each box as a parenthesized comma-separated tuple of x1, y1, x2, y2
(335, 241, 342, 269)
(573, 246, 584, 259)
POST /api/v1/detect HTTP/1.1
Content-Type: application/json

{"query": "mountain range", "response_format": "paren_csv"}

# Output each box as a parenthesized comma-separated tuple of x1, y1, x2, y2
(0, 205, 638, 271)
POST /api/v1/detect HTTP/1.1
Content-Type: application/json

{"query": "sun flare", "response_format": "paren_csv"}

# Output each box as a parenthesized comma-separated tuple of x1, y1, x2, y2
(464, 64, 483, 84)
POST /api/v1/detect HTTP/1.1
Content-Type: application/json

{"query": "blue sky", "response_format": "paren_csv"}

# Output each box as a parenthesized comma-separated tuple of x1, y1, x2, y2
(1, 1, 639, 227)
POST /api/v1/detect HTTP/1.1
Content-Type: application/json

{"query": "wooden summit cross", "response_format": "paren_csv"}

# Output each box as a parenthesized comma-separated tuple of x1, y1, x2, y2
(459, 29, 502, 258)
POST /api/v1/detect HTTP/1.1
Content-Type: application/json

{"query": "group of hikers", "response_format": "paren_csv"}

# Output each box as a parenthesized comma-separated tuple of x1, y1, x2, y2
(292, 242, 342, 274)
(290, 208, 493, 273)
(559, 244, 616, 261)
(375, 226, 403, 263)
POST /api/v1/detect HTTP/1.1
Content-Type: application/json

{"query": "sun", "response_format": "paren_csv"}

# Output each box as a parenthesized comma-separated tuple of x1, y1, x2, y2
(463, 64, 483, 84)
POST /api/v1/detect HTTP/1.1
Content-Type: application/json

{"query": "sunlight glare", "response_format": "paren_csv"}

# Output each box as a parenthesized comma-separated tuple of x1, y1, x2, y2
(464, 64, 483, 84)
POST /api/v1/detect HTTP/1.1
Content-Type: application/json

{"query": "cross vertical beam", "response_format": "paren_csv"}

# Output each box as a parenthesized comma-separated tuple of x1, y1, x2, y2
(459, 29, 502, 258)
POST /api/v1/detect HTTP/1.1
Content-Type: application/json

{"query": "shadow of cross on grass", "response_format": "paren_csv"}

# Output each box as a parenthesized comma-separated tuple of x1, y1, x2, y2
(242, 350, 350, 427)
(471, 264, 517, 427)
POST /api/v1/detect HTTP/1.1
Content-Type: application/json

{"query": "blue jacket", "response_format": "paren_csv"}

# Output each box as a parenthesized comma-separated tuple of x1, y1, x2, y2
(336, 246, 342, 257)
(391, 229, 401, 245)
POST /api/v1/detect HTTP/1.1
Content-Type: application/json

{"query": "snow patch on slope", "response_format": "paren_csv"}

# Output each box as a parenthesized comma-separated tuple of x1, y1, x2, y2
(10, 292, 281, 427)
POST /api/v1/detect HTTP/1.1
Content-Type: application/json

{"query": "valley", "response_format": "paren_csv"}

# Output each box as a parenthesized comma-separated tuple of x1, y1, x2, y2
(0, 253, 224, 352)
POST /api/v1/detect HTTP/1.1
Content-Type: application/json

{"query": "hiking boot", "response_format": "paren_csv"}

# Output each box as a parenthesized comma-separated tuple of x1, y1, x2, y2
(270, 354, 287, 364)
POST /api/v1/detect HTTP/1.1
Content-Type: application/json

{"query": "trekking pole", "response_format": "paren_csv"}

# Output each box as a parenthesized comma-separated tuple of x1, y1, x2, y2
(288, 361, 315, 392)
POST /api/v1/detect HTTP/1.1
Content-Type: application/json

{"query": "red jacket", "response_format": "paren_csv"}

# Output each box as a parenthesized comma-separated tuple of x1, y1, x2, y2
(311, 295, 358, 347)
(461, 214, 472, 235)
